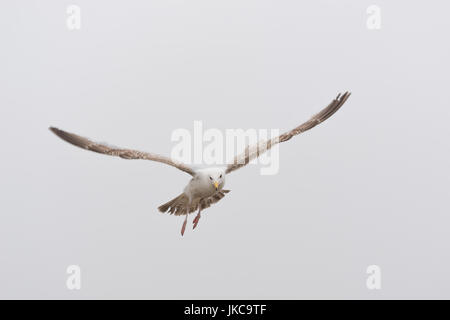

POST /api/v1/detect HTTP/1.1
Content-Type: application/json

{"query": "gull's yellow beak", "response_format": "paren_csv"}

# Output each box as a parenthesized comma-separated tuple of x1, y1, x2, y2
(213, 181, 219, 190)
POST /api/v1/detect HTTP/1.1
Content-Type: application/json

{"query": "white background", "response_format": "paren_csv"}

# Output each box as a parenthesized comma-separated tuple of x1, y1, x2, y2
(1, 1, 449, 298)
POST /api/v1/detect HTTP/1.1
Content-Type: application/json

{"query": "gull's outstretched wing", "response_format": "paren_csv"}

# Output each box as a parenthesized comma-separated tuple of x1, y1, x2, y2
(225, 92, 351, 174)
(49, 127, 195, 176)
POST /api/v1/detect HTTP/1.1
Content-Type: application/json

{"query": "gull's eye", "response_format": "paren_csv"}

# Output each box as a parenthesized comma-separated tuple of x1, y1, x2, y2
(209, 176, 213, 180)
(219, 174, 222, 178)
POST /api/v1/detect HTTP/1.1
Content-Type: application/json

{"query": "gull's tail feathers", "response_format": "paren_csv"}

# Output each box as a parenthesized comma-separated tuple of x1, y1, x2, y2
(158, 190, 231, 216)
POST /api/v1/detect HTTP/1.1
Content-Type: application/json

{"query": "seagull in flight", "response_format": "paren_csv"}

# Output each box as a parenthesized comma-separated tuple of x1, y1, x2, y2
(50, 92, 351, 235)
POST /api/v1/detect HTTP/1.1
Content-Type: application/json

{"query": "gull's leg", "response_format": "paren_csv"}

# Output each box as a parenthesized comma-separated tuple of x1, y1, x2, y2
(181, 198, 193, 236)
(181, 213, 188, 236)
(193, 208, 201, 230)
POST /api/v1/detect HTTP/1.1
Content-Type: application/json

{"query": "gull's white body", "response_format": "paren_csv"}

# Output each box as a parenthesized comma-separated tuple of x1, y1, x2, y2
(184, 167, 226, 202)
(158, 167, 229, 235)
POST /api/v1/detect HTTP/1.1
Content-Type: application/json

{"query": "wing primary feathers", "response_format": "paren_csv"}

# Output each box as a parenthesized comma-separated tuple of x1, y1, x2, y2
(49, 127, 111, 154)
(225, 91, 351, 174)
(49, 127, 195, 176)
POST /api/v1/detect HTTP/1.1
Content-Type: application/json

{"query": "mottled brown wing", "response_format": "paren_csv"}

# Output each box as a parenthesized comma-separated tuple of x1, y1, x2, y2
(50, 127, 195, 176)
(225, 92, 351, 174)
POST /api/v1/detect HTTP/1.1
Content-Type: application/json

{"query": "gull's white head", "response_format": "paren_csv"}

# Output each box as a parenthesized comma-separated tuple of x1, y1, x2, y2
(197, 167, 226, 191)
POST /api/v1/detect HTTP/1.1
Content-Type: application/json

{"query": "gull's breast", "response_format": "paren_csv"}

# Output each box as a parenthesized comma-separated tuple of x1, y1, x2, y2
(185, 178, 215, 199)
